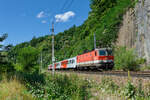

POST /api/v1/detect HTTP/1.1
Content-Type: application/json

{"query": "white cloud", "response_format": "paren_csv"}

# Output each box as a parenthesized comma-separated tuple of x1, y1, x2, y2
(37, 11, 45, 18)
(55, 11, 75, 22)
(41, 20, 47, 24)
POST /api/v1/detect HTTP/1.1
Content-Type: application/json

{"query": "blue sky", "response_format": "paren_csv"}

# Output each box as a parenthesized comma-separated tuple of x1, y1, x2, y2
(0, 0, 90, 45)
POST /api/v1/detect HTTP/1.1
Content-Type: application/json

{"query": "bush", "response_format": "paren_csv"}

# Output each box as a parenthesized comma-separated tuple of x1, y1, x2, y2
(44, 74, 89, 100)
(136, 79, 144, 97)
(114, 46, 139, 71)
(124, 81, 136, 99)
(136, 58, 146, 65)
(23, 73, 90, 100)
(0, 62, 15, 74)
(17, 46, 39, 72)
(123, 80, 146, 100)
(99, 77, 119, 93)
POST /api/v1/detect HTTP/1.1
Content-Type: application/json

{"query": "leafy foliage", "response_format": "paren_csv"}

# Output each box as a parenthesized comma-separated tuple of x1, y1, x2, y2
(98, 77, 119, 93)
(96, 77, 150, 100)
(16, 46, 39, 72)
(0, 34, 15, 73)
(0, 34, 8, 64)
(114, 46, 139, 71)
(124, 81, 136, 99)
(43, 74, 89, 100)
(12, 72, 90, 100)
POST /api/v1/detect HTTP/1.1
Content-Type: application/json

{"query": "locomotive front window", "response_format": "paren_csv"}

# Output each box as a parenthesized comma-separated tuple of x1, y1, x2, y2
(107, 50, 113, 56)
(99, 50, 106, 56)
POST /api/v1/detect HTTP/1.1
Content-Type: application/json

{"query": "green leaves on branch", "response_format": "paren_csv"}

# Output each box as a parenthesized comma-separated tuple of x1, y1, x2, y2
(16, 46, 39, 72)
(114, 46, 139, 71)
(0, 33, 15, 73)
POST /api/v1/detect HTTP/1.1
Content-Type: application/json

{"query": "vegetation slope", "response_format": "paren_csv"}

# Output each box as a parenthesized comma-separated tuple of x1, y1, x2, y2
(8, 0, 134, 68)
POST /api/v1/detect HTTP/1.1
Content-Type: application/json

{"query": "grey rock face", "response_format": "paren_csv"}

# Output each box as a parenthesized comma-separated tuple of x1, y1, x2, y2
(116, 8, 136, 49)
(135, 0, 150, 63)
(117, 0, 150, 64)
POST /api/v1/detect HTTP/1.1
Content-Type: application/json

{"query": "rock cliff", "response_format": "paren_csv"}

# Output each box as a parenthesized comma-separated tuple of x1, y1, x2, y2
(117, 0, 150, 64)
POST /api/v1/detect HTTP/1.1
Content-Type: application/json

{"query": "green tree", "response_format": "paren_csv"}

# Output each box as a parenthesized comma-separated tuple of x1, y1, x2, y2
(0, 34, 8, 63)
(0, 34, 15, 73)
(30, 36, 37, 47)
(17, 46, 39, 72)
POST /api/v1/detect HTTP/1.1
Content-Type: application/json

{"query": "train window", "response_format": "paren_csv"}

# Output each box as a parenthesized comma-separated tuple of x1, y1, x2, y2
(95, 52, 97, 56)
(70, 60, 71, 64)
(99, 50, 106, 56)
(67, 59, 75, 64)
(107, 50, 113, 56)
(68, 60, 71, 64)
(72, 59, 75, 63)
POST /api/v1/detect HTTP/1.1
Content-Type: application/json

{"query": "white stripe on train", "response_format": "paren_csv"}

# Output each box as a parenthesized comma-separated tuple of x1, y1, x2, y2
(77, 60, 113, 66)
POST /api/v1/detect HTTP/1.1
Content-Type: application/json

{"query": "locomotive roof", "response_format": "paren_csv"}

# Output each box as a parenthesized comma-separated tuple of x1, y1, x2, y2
(77, 48, 112, 56)
(95, 48, 112, 50)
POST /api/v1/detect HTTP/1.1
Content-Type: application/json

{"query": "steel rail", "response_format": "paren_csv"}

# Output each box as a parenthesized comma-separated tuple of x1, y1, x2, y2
(53, 70, 150, 79)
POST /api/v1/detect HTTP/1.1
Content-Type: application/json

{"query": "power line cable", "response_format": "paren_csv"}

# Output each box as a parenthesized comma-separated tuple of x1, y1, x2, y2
(62, 0, 74, 11)
(60, 0, 69, 13)
(50, 0, 70, 28)
(55, 0, 72, 25)
(55, 0, 75, 29)
(49, 0, 75, 35)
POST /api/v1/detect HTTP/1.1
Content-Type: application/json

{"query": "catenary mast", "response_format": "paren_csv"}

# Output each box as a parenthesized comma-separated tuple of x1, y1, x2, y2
(51, 21, 55, 75)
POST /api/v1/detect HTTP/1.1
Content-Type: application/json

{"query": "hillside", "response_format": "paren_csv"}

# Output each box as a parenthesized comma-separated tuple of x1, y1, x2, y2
(8, 0, 135, 67)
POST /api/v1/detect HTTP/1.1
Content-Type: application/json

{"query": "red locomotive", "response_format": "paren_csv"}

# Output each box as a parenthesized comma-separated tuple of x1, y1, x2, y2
(48, 48, 114, 70)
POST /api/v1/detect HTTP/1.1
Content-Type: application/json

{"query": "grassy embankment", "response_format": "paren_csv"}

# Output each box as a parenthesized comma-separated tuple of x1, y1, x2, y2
(56, 71, 150, 100)
(0, 76, 35, 100)
(0, 73, 91, 100)
(1, 71, 150, 100)
(90, 76, 150, 100)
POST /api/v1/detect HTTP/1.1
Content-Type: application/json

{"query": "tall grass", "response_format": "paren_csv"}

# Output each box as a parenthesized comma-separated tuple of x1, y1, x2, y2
(0, 76, 35, 100)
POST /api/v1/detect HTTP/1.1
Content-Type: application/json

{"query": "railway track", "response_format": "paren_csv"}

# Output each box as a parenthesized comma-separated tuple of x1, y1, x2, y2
(54, 70, 150, 78)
